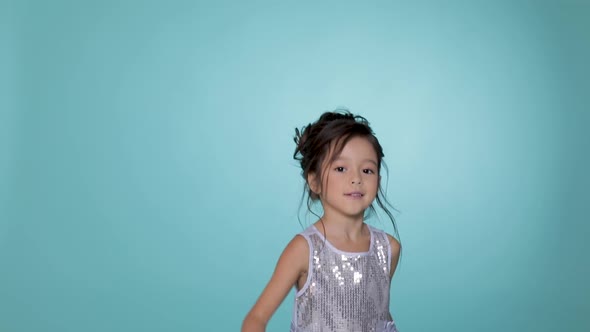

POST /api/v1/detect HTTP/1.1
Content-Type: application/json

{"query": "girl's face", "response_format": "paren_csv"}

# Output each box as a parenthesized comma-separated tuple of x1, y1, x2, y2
(310, 136, 380, 220)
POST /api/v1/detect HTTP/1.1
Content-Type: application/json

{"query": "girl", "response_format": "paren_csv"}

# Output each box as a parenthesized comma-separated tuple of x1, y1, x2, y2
(242, 111, 401, 332)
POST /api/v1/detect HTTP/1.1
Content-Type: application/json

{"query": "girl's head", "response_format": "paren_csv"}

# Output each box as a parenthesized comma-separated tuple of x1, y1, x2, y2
(293, 110, 398, 234)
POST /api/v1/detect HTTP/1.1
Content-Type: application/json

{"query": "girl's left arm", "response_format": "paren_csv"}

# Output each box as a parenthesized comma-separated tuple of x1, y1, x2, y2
(387, 234, 401, 280)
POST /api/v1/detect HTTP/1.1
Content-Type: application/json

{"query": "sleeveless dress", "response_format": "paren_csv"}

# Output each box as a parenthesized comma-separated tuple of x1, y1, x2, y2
(290, 224, 399, 332)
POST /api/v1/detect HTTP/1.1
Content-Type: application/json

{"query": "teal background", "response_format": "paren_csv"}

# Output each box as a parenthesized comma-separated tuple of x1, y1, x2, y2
(1, 1, 589, 331)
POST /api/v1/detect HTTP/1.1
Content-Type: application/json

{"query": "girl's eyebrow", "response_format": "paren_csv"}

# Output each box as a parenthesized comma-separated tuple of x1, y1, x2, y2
(334, 156, 378, 166)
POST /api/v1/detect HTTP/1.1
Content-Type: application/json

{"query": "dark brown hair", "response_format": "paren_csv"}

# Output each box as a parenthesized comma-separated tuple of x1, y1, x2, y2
(293, 109, 400, 241)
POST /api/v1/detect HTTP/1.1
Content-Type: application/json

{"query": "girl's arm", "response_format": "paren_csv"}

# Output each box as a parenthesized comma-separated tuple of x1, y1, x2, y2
(387, 234, 401, 280)
(241, 235, 309, 332)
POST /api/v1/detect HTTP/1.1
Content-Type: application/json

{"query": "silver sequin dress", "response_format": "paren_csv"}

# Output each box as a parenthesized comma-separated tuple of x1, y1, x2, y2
(291, 225, 399, 332)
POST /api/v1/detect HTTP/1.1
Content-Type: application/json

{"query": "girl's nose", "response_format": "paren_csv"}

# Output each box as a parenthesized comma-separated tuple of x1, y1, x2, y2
(351, 169, 362, 184)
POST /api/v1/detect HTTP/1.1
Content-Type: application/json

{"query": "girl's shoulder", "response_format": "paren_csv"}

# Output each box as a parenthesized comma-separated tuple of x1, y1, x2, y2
(366, 224, 401, 252)
(277, 233, 310, 274)
(294, 224, 324, 250)
(298, 224, 319, 236)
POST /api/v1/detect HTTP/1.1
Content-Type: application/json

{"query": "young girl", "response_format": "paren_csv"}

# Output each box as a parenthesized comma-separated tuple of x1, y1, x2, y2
(242, 111, 401, 332)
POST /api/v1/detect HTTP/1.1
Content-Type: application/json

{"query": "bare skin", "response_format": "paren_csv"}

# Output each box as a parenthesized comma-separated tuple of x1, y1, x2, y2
(242, 137, 401, 332)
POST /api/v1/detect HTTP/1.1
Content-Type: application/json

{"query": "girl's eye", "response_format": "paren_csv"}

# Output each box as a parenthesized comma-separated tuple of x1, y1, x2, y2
(335, 167, 345, 172)
(363, 169, 375, 174)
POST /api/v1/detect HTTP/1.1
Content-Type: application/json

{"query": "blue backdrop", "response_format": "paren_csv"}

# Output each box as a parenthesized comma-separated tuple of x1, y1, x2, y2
(1, 1, 589, 331)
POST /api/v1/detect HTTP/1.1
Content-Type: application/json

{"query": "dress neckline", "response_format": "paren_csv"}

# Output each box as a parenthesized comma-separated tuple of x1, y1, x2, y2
(311, 224, 374, 256)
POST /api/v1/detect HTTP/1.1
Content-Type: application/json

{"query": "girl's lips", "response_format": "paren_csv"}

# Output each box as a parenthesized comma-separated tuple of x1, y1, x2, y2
(345, 192, 364, 197)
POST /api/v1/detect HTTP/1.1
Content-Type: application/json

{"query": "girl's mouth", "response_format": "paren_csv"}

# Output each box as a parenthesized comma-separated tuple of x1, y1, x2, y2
(345, 192, 364, 198)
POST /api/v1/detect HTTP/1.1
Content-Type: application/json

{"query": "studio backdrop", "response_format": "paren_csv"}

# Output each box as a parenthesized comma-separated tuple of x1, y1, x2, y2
(1, 1, 589, 331)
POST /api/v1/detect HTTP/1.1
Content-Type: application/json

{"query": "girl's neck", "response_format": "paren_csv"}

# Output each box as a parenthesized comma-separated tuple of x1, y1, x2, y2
(316, 212, 367, 241)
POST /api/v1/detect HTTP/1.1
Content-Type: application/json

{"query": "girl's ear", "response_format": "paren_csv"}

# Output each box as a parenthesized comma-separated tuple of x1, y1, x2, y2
(307, 172, 321, 194)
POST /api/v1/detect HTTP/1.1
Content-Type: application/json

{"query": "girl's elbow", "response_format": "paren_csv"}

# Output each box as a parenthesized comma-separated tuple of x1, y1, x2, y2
(241, 313, 267, 332)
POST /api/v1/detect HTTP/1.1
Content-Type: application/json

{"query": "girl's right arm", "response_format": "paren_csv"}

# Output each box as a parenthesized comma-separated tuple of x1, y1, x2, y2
(241, 235, 309, 332)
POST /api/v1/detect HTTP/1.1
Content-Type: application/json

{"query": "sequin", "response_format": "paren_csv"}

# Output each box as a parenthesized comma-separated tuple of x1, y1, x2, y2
(291, 225, 399, 332)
